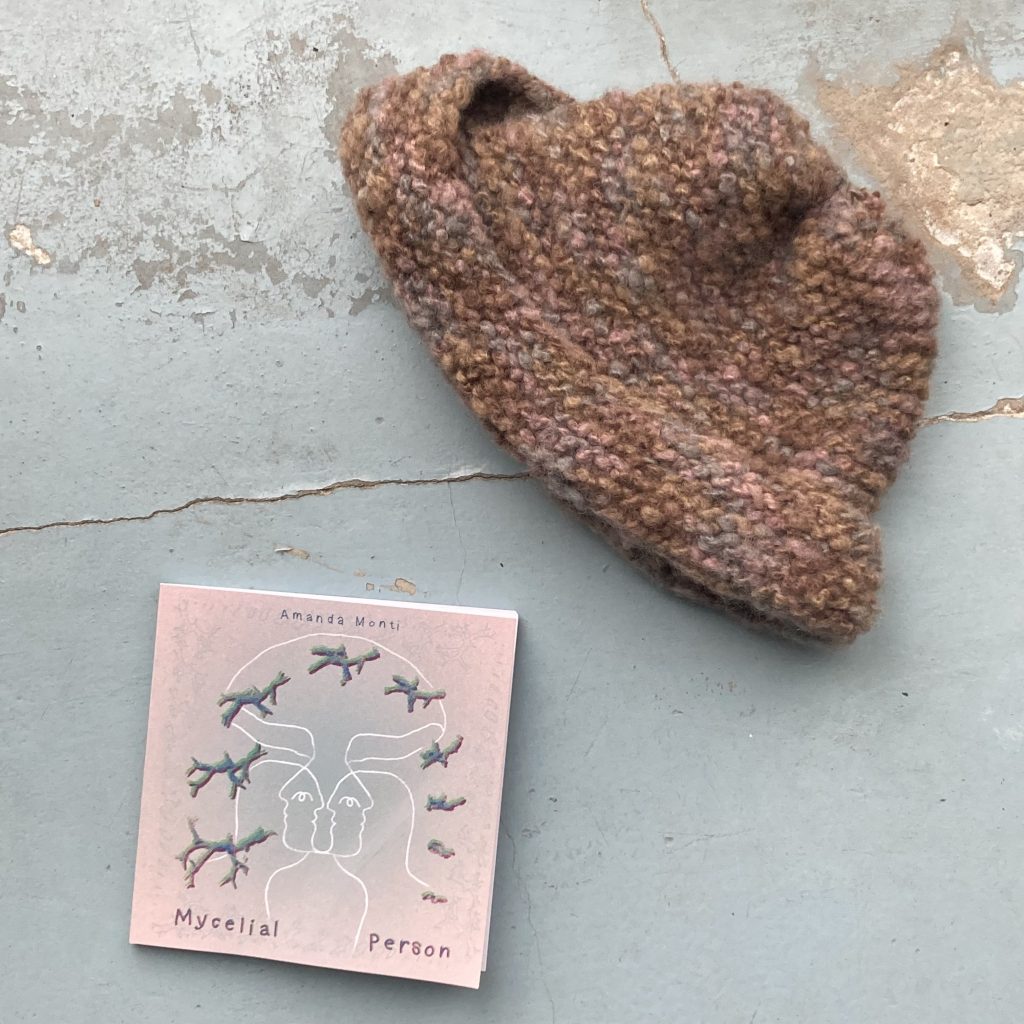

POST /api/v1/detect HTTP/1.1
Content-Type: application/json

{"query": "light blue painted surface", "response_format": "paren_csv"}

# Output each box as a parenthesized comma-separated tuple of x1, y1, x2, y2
(2, 1, 1022, 1020)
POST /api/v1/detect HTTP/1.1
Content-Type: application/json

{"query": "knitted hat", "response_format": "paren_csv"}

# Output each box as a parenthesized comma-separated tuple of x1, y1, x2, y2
(339, 51, 938, 644)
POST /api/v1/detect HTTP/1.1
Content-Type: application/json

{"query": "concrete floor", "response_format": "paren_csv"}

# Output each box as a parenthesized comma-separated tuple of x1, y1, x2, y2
(2, 1, 1022, 1020)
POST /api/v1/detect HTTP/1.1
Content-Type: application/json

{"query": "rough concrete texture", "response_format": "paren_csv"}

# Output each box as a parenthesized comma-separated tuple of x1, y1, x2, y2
(1, 0, 1022, 1020)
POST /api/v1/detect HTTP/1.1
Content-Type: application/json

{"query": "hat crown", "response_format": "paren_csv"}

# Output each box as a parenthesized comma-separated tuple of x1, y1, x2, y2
(459, 79, 843, 276)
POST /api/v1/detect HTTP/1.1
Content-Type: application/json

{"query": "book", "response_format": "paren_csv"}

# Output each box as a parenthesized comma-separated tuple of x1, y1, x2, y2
(129, 583, 519, 989)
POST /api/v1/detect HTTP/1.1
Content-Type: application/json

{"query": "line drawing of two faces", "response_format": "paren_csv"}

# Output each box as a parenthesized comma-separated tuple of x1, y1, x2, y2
(277, 756, 373, 858)
(216, 633, 447, 951)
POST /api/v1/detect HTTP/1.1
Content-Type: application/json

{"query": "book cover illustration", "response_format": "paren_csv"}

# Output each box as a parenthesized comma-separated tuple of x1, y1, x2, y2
(130, 584, 519, 989)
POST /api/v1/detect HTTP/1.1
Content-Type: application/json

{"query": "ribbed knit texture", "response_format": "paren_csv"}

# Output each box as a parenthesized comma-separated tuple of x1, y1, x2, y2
(339, 51, 938, 643)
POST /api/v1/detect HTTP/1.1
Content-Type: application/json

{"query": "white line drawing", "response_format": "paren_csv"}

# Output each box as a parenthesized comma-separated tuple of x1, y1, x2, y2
(208, 632, 450, 952)
(333, 859, 370, 953)
(232, 722, 309, 760)
(357, 769, 431, 889)
(262, 853, 309, 917)
(347, 723, 442, 765)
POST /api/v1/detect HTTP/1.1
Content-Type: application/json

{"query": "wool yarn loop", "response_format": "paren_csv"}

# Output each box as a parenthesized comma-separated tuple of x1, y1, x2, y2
(340, 51, 938, 644)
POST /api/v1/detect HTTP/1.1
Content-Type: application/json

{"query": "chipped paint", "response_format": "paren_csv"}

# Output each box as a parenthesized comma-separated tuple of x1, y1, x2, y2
(275, 545, 311, 559)
(923, 396, 1024, 425)
(322, 25, 397, 153)
(348, 284, 390, 316)
(0, 9, 398, 317)
(356, 576, 417, 595)
(7, 224, 51, 266)
(130, 227, 289, 292)
(818, 36, 1024, 310)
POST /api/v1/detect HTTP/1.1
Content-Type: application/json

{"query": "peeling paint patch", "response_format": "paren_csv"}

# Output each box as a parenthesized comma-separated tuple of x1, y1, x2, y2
(323, 26, 397, 153)
(817, 35, 1024, 310)
(348, 284, 390, 316)
(130, 226, 290, 292)
(293, 273, 330, 298)
(0, 11, 401, 318)
(7, 224, 51, 266)
(923, 396, 1024, 425)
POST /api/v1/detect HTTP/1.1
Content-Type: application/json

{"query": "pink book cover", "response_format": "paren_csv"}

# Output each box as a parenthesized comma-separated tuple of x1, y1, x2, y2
(129, 583, 519, 989)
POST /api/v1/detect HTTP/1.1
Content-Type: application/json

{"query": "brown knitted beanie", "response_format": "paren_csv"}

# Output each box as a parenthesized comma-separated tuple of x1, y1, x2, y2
(339, 51, 938, 644)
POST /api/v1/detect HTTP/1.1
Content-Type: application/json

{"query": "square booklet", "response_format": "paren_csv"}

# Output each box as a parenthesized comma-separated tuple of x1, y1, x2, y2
(130, 583, 519, 989)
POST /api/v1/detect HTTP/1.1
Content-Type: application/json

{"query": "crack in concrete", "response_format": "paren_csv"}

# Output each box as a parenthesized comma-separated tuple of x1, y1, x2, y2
(923, 395, 1024, 425)
(0, 471, 529, 539)
(639, 0, 681, 87)
(5, 392, 1017, 540)
(663, 828, 754, 851)
(501, 821, 555, 1023)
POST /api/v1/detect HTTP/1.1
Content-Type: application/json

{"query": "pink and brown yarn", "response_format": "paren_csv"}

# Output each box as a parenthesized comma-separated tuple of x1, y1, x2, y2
(340, 51, 938, 643)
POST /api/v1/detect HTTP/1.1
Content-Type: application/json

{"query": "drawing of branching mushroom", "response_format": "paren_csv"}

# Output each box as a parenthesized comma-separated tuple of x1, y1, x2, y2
(186, 743, 267, 799)
(420, 735, 463, 769)
(385, 674, 446, 713)
(427, 839, 455, 859)
(176, 818, 276, 889)
(426, 794, 466, 813)
(421, 891, 448, 904)
(307, 643, 381, 685)
(217, 671, 290, 727)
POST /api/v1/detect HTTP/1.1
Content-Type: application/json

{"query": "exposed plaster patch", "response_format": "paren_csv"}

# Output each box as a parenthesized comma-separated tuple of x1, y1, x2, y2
(817, 34, 1024, 311)
(0, 470, 529, 538)
(7, 224, 51, 265)
(275, 545, 310, 559)
(923, 395, 1024, 425)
